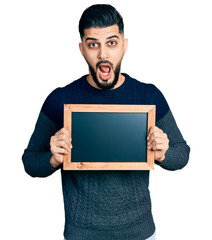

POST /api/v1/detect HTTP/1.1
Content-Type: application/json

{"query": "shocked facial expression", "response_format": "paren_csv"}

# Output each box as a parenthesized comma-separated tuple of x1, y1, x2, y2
(79, 24, 128, 90)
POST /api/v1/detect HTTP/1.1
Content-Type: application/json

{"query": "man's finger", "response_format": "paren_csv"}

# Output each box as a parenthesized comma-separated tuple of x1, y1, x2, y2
(148, 126, 163, 135)
(55, 128, 70, 137)
(151, 137, 167, 146)
(147, 131, 163, 142)
(51, 134, 71, 145)
(147, 127, 163, 140)
(152, 143, 167, 151)
(56, 148, 70, 155)
(50, 145, 70, 155)
(53, 141, 72, 153)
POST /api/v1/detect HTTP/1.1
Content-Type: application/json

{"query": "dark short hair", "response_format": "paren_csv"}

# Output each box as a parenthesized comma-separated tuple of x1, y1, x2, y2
(79, 4, 124, 40)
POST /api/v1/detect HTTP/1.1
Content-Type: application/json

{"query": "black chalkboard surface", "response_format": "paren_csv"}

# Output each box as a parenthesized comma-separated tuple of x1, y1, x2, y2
(64, 104, 155, 170)
(72, 112, 147, 163)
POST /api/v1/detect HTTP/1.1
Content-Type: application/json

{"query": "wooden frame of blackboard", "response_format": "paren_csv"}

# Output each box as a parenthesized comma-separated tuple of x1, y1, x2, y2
(63, 104, 155, 170)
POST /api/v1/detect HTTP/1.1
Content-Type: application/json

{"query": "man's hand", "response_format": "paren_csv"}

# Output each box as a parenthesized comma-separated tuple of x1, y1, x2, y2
(50, 128, 72, 168)
(147, 126, 169, 163)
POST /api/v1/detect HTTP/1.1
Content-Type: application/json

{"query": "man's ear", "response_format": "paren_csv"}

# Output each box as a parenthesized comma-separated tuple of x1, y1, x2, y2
(124, 38, 128, 53)
(79, 42, 84, 55)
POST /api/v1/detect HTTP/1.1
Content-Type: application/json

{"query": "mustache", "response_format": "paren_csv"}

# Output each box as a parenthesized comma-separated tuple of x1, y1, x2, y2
(96, 60, 113, 69)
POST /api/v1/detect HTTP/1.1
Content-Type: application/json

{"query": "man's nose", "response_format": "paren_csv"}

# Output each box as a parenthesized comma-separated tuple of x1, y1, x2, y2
(98, 46, 108, 60)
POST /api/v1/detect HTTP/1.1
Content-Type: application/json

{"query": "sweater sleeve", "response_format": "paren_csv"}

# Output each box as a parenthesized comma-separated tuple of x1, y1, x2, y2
(22, 88, 63, 177)
(156, 109, 190, 170)
(149, 85, 190, 170)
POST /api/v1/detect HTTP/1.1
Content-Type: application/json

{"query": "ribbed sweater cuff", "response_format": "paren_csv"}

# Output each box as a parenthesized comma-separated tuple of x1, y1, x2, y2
(156, 144, 190, 170)
(22, 150, 59, 177)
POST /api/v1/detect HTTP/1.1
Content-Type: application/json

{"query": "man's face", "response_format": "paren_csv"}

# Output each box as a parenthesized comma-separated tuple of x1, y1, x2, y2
(79, 24, 128, 90)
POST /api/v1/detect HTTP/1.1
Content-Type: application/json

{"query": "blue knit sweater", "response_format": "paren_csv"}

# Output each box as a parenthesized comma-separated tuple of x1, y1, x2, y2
(22, 73, 190, 240)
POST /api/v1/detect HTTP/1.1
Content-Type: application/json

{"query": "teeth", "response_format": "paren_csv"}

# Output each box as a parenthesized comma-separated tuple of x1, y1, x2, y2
(102, 72, 109, 76)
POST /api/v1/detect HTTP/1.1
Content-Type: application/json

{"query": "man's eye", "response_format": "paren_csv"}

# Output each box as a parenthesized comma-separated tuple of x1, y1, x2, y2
(108, 41, 116, 46)
(89, 43, 97, 48)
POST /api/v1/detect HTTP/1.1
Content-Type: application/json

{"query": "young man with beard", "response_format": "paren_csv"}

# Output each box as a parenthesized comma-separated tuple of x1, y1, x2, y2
(22, 4, 190, 240)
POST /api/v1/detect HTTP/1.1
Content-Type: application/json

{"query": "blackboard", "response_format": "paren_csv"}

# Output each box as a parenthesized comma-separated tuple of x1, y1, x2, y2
(64, 104, 155, 170)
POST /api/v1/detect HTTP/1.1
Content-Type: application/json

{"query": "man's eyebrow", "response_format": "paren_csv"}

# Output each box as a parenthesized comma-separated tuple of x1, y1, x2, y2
(107, 35, 119, 40)
(85, 37, 98, 42)
(85, 35, 119, 42)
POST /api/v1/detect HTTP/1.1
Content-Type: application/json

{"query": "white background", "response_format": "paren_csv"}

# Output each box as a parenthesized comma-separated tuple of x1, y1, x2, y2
(0, 0, 212, 239)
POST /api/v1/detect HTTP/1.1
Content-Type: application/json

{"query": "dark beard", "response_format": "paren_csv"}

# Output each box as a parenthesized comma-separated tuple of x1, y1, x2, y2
(88, 60, 121, 90)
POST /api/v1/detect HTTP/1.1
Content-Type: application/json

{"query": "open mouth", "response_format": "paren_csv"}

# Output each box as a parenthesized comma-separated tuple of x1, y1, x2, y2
(98, 64, 112, 81)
